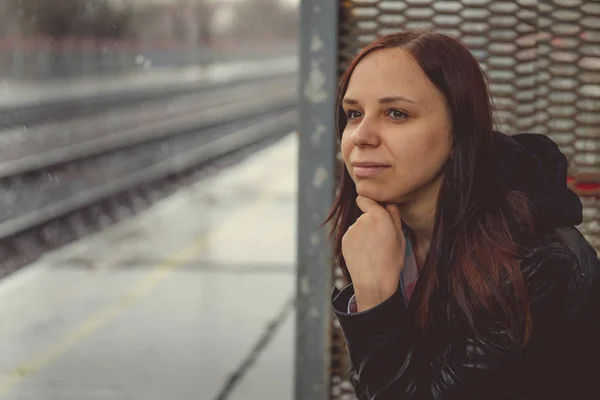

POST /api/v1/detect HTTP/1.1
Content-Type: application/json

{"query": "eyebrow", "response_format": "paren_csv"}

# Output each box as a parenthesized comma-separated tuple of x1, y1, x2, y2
(342, 95, 416, 105)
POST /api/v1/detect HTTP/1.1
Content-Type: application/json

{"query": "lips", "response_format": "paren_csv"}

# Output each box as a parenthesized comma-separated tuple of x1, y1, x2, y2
(351, 161, 390, 178)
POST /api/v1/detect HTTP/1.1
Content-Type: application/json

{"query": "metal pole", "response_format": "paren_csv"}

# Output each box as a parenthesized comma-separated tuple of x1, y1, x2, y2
(295, 1, 339, 399)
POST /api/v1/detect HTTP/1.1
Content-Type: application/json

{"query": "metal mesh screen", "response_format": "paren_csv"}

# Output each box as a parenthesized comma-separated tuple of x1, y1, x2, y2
(331, 1, 600, 398)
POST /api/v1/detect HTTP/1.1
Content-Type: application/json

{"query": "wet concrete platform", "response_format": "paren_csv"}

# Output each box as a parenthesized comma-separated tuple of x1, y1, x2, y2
(0, 133, 298, 400)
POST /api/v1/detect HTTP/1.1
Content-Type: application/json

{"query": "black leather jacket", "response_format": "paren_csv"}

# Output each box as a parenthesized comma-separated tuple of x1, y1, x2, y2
(332, 133, 600, 400)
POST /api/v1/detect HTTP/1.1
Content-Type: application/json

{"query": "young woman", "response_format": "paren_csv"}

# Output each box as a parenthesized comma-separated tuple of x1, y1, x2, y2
(327, 30, 600, 399)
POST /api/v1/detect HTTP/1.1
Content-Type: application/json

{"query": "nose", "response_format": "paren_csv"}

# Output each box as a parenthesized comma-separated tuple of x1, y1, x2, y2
(350, 117, 380, 147)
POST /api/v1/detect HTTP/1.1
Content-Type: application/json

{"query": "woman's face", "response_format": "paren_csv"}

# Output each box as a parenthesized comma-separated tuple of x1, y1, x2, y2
(341, 47, 453, 205)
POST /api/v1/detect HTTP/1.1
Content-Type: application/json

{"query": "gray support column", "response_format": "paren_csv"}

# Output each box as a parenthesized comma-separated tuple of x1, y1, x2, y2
(295, 1, 339, 399)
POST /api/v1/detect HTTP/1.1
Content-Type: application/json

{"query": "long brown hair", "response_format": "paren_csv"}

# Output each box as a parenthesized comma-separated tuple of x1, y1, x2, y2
(326, 30, 535, 346)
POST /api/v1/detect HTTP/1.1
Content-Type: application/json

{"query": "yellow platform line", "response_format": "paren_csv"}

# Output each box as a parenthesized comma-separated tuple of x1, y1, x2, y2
(0, 189, 275, 397)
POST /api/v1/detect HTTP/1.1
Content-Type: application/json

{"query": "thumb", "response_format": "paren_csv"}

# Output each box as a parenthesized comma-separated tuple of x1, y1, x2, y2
(385, 203, 403, 234)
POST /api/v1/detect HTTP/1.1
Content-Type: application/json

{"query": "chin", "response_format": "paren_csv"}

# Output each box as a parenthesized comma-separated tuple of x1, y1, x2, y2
(355, 182, 401, 204)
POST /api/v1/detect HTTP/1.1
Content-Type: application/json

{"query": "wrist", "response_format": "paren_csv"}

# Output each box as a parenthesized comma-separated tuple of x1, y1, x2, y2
(354, 281, 399, 312)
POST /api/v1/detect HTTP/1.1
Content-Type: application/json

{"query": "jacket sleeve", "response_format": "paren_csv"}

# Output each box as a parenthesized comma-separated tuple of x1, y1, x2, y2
(331, 249, 577, 400)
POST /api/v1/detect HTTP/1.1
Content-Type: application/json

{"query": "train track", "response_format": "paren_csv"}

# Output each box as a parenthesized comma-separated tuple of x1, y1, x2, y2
(0, 59, 296, 130)
(0, 75, 297, 278)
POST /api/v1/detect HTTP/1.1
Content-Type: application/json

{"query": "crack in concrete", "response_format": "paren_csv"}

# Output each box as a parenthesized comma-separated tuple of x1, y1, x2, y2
(213, 295, 296, 400)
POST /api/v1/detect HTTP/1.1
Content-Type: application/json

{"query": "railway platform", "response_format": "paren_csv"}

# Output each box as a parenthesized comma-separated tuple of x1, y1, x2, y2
(0, 133, 298, 400)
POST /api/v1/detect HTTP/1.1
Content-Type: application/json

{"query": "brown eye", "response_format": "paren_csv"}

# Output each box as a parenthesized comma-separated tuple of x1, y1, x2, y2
(346, 110, 363, 120)
(387, 109, 408, 120)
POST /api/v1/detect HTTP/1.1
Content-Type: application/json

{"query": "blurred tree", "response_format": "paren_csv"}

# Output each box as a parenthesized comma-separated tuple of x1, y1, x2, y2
(7, 0, 134, 38)
(195, 0, 217, 45)
(129, 0, 216, 46)
(82, 1, 135, 39)
(232, 0, 298, 39)
(8, 0, 86, 37)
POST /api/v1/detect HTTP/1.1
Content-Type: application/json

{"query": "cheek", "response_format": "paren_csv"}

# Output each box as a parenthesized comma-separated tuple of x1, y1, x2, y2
(428, 130, 452, 164)
(391, 128, 451, 177)
(340, 132, 352, 163)
(421, 133, 451, 169)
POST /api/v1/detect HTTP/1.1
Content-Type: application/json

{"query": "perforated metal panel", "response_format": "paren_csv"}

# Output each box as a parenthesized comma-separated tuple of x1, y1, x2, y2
(331, 1, 600, 398)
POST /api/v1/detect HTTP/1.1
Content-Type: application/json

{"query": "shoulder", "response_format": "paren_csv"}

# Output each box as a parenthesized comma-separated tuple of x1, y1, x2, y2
(521, 226, 599, 315)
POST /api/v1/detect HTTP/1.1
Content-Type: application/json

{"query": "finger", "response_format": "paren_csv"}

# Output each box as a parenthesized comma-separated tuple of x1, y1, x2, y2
(356, 195, 384, 214)
(385, 203, 403, 234)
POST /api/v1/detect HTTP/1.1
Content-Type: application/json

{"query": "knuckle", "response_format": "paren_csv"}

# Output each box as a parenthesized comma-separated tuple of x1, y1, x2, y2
(342, 230, 350, 242)
(361, 212, 375, 222)
(364, 212, 381, 225)
(342, 227, 354, 243)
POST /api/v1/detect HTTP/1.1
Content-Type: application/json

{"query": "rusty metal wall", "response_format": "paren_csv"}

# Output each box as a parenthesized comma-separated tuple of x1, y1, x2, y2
(296, 2, 339, 400)
(331, 1, 600, 398)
